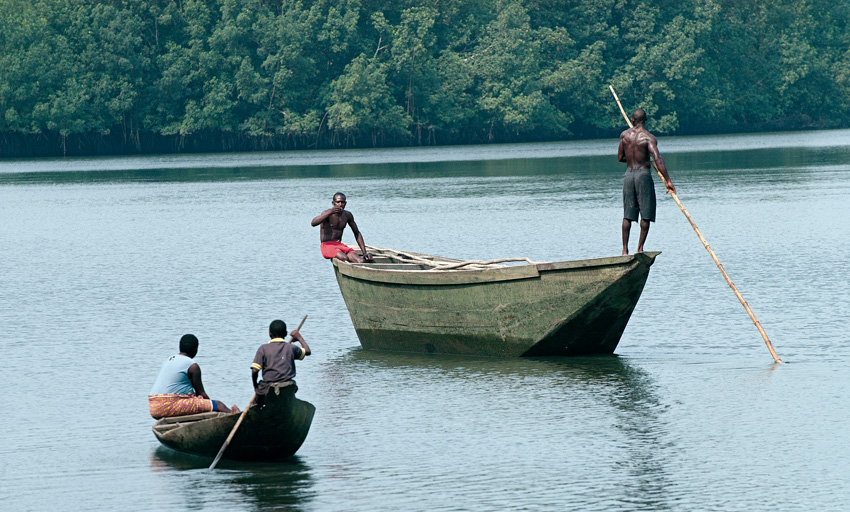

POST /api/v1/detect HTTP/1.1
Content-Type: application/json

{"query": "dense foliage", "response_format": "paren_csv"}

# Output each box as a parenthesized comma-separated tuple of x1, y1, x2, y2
(2, 0, 848, 156)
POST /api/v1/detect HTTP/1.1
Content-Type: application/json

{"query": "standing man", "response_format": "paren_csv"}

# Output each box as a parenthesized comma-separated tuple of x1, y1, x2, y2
(148, 334, 240, 419)
(618, 109, 676, 255)
(251, 319, 311, 407)
(311, 192, 373, 262)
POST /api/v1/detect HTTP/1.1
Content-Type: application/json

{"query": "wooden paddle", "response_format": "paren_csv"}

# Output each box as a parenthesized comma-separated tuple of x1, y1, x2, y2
(608, 86, 783, 364)
(209, 314, 309, 470)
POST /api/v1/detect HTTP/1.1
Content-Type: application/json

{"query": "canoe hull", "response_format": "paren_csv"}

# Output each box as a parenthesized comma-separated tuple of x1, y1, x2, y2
(333, 251, 659, 357)
(152, 383, 314, 462)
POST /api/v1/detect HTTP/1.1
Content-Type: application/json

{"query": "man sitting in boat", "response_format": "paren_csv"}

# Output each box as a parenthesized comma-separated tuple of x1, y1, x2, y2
(148, 334, 240, 419)
(251, 319, 311, 408)
(311, 192, 374, 262)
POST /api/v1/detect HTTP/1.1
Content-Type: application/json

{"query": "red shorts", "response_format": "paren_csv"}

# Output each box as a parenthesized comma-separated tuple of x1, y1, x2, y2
(321, 241, 354, 259)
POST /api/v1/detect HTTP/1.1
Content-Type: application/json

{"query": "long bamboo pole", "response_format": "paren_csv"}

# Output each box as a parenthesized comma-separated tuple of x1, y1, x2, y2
(209, 314, 309, 470)
(208, 394, 254, 470)
(609, 86, 782, 364)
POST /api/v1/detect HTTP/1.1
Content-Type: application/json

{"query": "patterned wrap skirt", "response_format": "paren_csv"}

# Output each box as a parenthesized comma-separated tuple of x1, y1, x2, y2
(148, 393, 213, 419)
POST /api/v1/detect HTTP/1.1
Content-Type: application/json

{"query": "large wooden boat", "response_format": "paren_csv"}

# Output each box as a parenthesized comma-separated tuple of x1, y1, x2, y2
(332, 246, 660, 357)
(151, 382, 314, 462)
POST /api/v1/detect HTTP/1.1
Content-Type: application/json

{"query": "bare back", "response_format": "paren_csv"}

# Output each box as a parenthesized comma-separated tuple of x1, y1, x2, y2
(618, 126, 656, 170)
(617, 122, 675, 194)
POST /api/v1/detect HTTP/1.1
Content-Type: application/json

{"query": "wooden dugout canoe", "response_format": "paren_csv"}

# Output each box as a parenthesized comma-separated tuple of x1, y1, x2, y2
(151, 382, 314, 462)
(332, 247, 660, 357)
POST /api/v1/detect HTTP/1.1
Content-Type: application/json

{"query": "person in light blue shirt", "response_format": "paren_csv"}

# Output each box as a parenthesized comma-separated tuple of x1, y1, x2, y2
(148, 334, 239, 418)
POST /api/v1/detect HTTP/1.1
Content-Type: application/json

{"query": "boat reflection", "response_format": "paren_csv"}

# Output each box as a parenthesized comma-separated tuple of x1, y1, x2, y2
(150, 447, 316, 511)
(328, 349, 674, 509)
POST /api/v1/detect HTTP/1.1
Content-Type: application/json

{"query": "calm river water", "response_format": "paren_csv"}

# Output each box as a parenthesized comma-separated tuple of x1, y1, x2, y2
(2, 130, 849, 511)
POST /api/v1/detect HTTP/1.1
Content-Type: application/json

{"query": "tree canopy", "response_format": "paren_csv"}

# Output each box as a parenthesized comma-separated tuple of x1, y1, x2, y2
(1, 0, 848, 156)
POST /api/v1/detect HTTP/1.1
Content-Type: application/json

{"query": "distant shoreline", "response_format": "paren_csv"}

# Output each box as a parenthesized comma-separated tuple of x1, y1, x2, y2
(1, 123, 841, 159)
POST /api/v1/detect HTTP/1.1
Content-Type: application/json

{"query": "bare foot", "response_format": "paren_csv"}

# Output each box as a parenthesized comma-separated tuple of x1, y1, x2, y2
(622, 249, 629, 256)
(231, 405, 240, 414)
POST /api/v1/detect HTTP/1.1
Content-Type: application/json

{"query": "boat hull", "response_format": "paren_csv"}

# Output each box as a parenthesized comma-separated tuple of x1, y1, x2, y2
(333, 251, 659, 357)
(152, 383, 315, 462)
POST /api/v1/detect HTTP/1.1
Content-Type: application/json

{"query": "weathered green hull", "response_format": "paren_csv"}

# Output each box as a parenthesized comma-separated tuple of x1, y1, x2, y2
(152, 383, 314, 462)
(333, 250, 659, 357)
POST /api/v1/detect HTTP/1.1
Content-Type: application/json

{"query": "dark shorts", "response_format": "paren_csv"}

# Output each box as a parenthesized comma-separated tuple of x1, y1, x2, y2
(623, 168, 656, 222)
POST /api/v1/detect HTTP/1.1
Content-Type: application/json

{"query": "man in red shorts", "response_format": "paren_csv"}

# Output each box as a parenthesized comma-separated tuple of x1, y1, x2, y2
(311, 192, 373, 262)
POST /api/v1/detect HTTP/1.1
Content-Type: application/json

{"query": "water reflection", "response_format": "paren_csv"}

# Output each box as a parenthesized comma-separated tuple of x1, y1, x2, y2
(150, 446, 213, 471)
(223, 459, 316, 512)
(151, 447, 316, 511)
(0, 157, 605, 185)
(531, 357, 673, 510)
(336, 347, 662, 389)
(558, 358, 671, 507)
(2, 132, 847, 186)
(328, 350, 673, 509)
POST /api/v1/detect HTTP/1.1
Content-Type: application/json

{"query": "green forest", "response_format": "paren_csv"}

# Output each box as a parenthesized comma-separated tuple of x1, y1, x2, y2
(1, 0, 848, 156)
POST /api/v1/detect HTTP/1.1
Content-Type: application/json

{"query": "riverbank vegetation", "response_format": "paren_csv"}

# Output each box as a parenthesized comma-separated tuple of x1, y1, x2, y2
(2, 0, 848, 156)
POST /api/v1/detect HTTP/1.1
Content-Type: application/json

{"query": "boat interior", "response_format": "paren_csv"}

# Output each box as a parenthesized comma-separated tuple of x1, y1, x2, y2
(346, 245, 538, 271)
(152, 411, 228, 434)
(349, 246, 458, 270)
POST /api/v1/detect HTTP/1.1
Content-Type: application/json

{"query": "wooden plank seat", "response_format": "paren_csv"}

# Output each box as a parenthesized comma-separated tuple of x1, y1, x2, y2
(153, 412, 227, 432)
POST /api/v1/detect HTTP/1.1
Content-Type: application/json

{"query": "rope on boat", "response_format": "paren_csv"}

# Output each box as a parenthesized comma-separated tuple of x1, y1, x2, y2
(364, 245, 436, 264)
(430, 258, 539, 270)
(364, 245, 541, 270)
